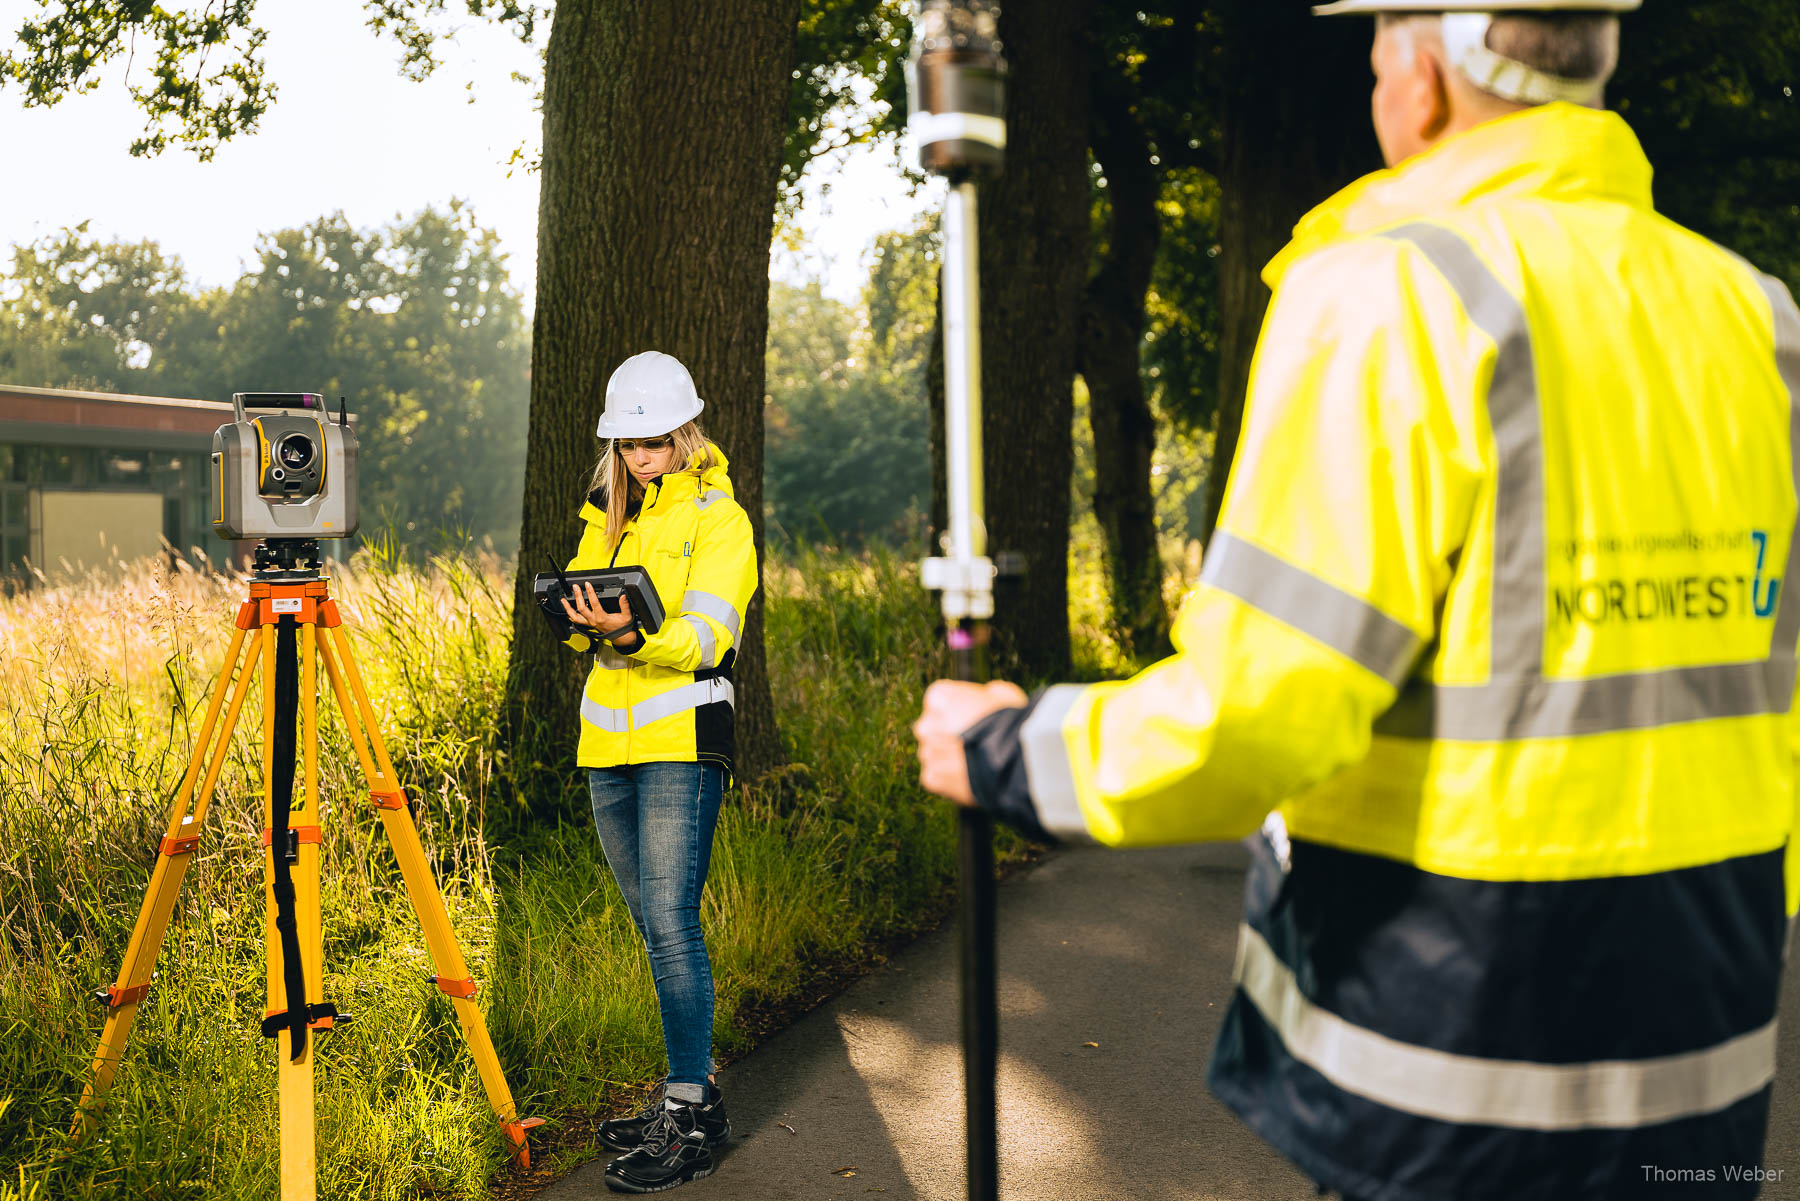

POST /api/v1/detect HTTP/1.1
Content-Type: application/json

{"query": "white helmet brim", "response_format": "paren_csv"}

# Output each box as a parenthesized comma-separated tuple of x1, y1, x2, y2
(595, 396, 705, 440)
(1315, 0, 1639, 13)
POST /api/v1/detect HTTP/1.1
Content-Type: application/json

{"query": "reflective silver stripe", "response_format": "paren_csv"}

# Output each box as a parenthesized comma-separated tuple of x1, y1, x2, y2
(694, 488, 730, 511)
(580, 693, 628, 733)
(1381, 223, 1546, 676)
(682, 613, 717, 668)
(1018, 684, 1096, 842)
(631, 678, 734, 728)
(682, 590, 742, 645)
(1235, 923, 1777, 1130)
(1371, 225, 1800, 740)
(1379, 657, 1798, 742)
(1755, 273, 1800, 659)
(1202, 533, 1422, 687)
(595, 644, 630, 671)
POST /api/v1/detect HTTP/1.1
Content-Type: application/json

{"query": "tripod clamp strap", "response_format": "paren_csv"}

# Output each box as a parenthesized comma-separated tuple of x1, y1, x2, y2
(261, 1002, 350, 1036)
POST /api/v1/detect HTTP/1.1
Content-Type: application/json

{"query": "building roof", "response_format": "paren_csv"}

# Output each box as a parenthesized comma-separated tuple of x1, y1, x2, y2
(0, 384, 235, 449)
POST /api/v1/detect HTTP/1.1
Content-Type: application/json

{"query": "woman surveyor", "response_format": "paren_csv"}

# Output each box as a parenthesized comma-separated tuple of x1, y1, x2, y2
(552, 350, 758, 1194)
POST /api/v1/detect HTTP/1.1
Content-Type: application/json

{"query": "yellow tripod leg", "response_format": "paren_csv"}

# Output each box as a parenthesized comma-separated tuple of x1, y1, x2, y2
(72, 621, 264, 1140)
(262, 620, 318, 1201)
(317, 625, 541, 1168)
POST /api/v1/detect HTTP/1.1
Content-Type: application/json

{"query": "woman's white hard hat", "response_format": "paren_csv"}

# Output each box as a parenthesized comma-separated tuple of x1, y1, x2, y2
(1314, 1, 1640, 12)
(596, 351, 706, 439)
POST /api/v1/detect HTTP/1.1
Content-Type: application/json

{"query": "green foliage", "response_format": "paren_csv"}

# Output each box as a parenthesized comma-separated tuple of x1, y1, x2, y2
(1067, 378, 1211, 679)
(0, 0, 273, 159)
(0, 543, 989, 1199)
(1144, 168, 1222, 434)
(0, 204, 531, 555)
(1612, 3, 1800, 291)
(361, 0, 542, 81)
(783, 1, 915, 212)
(0, 223, 222, 397)
(764, 216, 938, 548)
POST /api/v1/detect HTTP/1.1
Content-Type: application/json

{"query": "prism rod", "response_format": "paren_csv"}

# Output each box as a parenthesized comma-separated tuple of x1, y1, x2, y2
(942, 178, 1000, 1201)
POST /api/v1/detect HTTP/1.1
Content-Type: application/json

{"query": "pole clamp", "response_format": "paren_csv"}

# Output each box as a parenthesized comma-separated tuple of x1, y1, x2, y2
(430, 975, 479, 999)
(97, 982, 151, 1008)
(922, 555, 997, 620)
(158, 833, 201, 857)
(260, 825, 322, 863)
(370, 790, 408, 811)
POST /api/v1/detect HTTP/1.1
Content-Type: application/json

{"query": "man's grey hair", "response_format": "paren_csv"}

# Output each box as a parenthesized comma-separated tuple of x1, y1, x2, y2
(1379, 13, 1621, 99)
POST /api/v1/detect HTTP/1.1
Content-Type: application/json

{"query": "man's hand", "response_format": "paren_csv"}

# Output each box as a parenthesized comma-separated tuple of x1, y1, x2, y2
(561, 584, 641, 648)
(912, 679, 1029, 806)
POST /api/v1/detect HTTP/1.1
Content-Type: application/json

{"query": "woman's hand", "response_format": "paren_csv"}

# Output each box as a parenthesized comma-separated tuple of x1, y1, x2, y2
(561, 584, 641, 648)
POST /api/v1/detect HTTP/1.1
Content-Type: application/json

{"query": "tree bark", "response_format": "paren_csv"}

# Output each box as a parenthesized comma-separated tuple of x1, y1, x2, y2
(506, 0, 798, 809)
(1079, 56, 1170, 661)
(979, 0, 1095, 681)
(1200, 1, 1381, 543)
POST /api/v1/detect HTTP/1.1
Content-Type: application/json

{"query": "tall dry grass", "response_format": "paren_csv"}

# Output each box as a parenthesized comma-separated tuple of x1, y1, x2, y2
(0, 542, 985, 1199)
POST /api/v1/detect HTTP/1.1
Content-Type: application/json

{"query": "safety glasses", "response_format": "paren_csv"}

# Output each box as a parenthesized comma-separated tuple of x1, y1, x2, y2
(615, 436, 674, 453)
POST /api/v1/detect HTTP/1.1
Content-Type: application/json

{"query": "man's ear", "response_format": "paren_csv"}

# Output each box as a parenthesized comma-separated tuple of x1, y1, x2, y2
(1420, 46, 1454, 143)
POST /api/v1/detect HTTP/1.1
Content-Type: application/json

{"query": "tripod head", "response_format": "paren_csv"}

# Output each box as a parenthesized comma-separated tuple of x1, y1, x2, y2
(253, 538, 326, 580)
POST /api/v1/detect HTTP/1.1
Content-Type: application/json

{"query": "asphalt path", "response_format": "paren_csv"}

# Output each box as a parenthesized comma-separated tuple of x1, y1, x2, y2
(538, 842, 1800, 1201)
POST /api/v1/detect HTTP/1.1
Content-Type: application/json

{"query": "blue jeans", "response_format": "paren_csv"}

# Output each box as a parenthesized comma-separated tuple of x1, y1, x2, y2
(587, 762, 724, 1100)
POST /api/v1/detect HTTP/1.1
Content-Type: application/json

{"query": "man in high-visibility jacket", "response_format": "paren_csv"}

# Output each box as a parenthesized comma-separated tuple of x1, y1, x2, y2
(913, 2, 1800, 1198)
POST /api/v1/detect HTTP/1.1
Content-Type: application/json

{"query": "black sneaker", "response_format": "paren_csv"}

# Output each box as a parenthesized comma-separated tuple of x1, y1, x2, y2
(602, 1088, 729, 1153)
(604, 1102, 719, 1193)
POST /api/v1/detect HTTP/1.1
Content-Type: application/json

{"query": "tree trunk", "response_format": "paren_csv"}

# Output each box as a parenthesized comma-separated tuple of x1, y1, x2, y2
(1201, 0, 1381, 543)
(979, 0, 1095, 681)
(506, 0, 798, 810)
(1080, 56, 1170, 661)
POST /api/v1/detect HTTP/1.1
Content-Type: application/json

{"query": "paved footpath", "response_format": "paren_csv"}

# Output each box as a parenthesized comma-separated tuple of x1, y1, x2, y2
(540, 842, 1800, 1201)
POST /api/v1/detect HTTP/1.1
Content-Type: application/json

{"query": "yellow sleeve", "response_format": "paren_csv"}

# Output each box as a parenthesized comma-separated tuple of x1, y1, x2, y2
(1022, 237, 1489, 846)
(558, 513, 611, 654)
(627, 499, 759, 673)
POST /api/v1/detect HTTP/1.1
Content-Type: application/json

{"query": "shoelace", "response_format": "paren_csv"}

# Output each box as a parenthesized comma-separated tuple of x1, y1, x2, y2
(639, 1109, 682, 1154)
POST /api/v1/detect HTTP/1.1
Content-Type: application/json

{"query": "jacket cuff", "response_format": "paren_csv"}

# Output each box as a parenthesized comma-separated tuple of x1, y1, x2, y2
(962, 691, 1056, 844)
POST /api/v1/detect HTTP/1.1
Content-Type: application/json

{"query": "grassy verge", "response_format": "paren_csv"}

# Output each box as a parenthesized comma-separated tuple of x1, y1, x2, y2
(0, 542, 1016, 1199)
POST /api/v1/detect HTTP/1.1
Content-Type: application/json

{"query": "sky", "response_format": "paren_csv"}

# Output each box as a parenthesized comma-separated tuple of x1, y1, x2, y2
(0, 0, 937, 306)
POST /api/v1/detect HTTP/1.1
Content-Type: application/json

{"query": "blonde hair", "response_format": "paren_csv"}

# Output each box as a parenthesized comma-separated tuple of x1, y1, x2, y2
(587, 420, 719, 554)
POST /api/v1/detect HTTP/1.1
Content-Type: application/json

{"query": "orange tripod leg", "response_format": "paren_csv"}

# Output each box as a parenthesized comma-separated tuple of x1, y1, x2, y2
(72, 619, 264, 1140)
(317, 623, 541, 1169)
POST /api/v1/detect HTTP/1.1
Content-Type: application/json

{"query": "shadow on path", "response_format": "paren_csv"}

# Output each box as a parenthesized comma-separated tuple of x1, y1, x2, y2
(541, 841, 1800, 1199)
(537, 843, 1316, 1200)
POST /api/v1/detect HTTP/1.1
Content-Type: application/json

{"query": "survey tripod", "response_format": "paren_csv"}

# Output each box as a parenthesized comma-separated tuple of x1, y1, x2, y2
(70, 537, 539, 1199)
(911, 3, 1007, 1199)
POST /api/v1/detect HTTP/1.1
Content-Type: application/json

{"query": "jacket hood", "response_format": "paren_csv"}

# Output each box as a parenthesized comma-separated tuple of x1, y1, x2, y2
(1264, 103, 1655, 290)
(581, 439, 734, 522)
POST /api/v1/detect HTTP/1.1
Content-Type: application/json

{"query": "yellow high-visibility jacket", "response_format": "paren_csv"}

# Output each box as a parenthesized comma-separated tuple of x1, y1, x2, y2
(964, 104, 1800, 1200)
(562, 442, 757, 777)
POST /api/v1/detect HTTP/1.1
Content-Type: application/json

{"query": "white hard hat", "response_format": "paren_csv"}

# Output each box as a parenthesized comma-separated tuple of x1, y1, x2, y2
(1315, 1, 1640, 13)
(596, 351, 705, 439)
